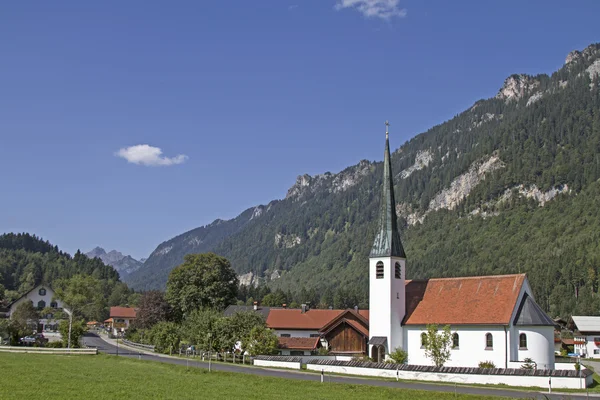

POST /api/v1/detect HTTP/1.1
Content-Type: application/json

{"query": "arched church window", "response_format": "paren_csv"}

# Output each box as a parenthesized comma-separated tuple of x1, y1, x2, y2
(519, 333, 527, 349)
(452, 333, 459, 348)
(50, 301, 58, 308)
(376, 262, 384, 279)
(395, 262, 401, 279)
(37, 300, 46, 309)
(420, 333, 427, 348)
(485, 333, 493, 349)
(39, 288, 46, 296)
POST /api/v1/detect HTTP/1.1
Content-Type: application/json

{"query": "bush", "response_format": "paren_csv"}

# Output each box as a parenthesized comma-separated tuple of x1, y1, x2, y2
(388, 347, 408, 364)
(478, 360, 496, 368)
(316, 347, 330, 356)
(47, 341, 63, 348)
(521, 358, 536, 370)
(149, 321, 180, 354)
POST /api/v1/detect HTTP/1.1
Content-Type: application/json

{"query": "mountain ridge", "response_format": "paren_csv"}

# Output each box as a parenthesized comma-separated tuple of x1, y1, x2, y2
(128, 43, 600, 317)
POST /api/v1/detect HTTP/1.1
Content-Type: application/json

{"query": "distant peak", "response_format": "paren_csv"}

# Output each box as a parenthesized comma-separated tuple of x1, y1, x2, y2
(495, 74, 540, 102)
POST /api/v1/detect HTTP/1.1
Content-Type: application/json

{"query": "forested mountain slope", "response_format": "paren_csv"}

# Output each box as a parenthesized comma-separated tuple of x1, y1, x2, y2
(0, 233, 132, 319)
(131, 44, 600, 318)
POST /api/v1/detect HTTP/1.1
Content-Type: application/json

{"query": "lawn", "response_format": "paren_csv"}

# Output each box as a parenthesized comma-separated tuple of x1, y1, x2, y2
(0, 353, 509, 400)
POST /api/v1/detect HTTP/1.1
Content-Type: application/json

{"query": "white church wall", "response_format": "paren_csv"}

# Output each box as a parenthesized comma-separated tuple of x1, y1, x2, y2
(306, 363, 593, 389)
(405, 326, 508, 368)
(254, 359, 301, 369)
(515, 326, 555, 370)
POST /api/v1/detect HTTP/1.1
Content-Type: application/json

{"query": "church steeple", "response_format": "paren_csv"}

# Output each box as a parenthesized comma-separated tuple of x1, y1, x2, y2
(370, 121, 406, 258)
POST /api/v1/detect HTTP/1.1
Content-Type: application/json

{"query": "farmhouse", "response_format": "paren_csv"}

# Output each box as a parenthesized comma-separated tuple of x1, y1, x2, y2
(6, 284, 68, 333)
(224, 304, 369, 356)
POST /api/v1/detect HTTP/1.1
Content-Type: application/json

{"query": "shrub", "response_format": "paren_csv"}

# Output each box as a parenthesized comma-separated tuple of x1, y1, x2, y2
(316, 347, 330, 356)
(521, 358, 536, 370)
(47, 341, 63, 348)
(478, 360, 496, 368)
(388, 347, 408, 364)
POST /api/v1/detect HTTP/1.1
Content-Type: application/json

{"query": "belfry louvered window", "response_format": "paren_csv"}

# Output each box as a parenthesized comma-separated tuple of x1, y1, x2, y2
(395, 262, 401, 279)
(376, 261, 384, 279)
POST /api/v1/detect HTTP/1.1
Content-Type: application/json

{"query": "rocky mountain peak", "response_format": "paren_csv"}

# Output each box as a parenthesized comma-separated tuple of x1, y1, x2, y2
(285, 160, 372, 200)
(565, 44, 600, 65)
(495, 74, 540, 102)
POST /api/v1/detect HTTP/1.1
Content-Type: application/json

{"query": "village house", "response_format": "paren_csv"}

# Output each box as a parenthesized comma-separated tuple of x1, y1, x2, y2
(6, 284, 68, 333)
(105, 306, 137, 336)
(224, 304, 369, 356)
(571, 316, 600, 358)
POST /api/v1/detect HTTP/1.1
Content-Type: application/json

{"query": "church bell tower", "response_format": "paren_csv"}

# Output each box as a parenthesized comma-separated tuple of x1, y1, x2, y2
(368, 121, 406, 362)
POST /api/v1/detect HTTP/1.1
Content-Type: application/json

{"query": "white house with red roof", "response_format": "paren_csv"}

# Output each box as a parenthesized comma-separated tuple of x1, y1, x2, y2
(106, 306, 137, 335)
(367, 123, 556, 369)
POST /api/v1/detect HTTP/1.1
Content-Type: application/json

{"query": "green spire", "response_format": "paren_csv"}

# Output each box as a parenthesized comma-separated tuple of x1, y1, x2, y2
(370, 121, 406, 259)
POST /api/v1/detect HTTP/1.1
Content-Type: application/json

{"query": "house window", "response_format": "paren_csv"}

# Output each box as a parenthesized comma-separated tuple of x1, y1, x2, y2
(280, 334, 291, 338)
(485, 333, 493, 349)
(594, 349, 600, 355)
(39, 288, 46, 296)
(395, 262, 402, 279)
(50, 301, 58, 308)
(519, 333, 527, 349)
(376, 262, 384, 279)
(290, 351, 304, 356)
(421, 333, 427, 348)
(37, 300, 46, 309)
(310, 334, 320, 338)
(452, 333, 459, 349)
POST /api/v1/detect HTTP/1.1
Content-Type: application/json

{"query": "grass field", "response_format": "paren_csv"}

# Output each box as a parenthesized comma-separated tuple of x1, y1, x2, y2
(0, 353, 510, 399)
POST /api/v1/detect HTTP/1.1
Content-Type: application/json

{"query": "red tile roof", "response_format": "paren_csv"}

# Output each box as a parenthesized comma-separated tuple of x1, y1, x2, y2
(109, 306, 137, 319)
(562, 338, 575, 345)
(278, 337, 320, 350)
(404, 274, 526, 325)
(266, 309, 369, 330)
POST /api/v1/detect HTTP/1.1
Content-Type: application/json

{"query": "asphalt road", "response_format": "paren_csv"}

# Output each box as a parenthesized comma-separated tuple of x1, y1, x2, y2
(82, 333, 594, 399)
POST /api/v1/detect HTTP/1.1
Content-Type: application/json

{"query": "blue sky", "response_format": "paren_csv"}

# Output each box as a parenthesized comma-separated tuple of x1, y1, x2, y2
(1, 0, 599, 259)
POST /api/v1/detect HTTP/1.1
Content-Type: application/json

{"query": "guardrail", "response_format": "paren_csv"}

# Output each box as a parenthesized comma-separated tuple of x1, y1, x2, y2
(122, 339, 155, 352)
(0, 346, 97, 355)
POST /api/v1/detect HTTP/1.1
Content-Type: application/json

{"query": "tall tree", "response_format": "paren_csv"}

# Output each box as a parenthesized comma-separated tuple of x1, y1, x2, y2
(165, 253, 238, 317)
(134, 290, 171, 329)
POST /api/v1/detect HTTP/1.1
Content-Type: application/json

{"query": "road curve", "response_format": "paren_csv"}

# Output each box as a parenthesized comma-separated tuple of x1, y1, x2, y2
(82, 333, 593, 399)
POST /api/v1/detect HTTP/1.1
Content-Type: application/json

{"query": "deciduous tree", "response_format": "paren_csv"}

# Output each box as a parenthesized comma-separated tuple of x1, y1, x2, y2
(166, 253, 238, 317)
(423, 324, 453, 367)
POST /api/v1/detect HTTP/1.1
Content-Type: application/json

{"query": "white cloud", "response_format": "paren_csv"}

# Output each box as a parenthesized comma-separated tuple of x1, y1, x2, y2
(288, 4, 299, 10)
(115, 144, 188, 167)
(334, 0, 406, 19)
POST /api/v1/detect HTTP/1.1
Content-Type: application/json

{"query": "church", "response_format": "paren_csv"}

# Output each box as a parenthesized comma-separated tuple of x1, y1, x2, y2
(367, 122, 556, 369)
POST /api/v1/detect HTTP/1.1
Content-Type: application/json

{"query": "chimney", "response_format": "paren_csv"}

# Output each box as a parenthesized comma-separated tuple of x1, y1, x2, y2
(328, 306, 333, 310)
(253, 301, 258, 311)
(282, 304, 287, 309)
(354, 305, 358, 312)
(301, 303, 307, 314)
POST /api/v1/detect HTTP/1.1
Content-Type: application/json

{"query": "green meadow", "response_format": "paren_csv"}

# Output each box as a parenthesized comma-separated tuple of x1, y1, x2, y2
(0, 353, 510, 399)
